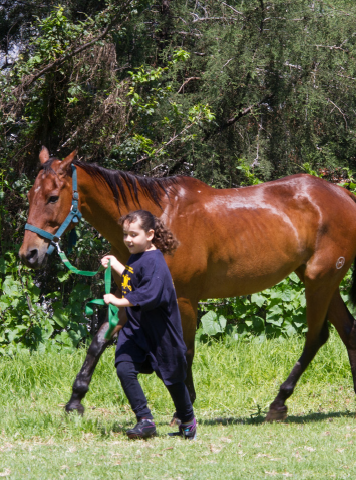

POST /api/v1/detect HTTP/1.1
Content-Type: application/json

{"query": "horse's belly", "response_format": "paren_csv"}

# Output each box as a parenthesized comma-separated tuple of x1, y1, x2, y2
(203, 262, 298, 298)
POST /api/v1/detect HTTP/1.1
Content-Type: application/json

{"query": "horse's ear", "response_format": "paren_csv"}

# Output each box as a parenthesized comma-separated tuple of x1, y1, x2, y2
(39, 146, 50, 165)
(58, 150, 77, 175)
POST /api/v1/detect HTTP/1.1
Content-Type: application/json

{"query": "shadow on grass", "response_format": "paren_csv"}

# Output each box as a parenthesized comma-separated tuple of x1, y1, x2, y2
(66, 410, 356, 437)
(198, 410, 355, 426)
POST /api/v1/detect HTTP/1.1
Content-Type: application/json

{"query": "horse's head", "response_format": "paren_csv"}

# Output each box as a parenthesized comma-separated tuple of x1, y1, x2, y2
(19, 147, 77, 269)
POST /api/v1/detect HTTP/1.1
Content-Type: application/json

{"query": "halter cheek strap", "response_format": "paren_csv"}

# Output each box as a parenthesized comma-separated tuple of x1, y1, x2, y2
(24, 164, 82, 255)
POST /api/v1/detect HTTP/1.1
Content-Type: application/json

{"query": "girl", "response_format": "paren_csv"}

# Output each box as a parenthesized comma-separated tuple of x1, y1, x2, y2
(101, 210, 197, 440)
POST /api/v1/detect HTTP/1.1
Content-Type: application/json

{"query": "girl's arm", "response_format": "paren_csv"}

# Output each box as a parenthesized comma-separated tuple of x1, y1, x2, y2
(101, 255, 125, 275)
(103, 293, 133, 308)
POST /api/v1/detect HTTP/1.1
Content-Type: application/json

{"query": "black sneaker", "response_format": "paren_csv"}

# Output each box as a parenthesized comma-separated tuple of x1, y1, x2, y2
(126, 419, 156, 439)
(179, 417, 197, 440)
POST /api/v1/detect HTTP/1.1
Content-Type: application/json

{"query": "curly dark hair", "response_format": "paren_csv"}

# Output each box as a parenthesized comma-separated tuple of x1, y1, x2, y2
(119, 210, 179, 255)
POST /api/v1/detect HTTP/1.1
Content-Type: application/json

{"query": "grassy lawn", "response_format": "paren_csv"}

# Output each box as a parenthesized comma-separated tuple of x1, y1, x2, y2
(0, 330, 356, 479)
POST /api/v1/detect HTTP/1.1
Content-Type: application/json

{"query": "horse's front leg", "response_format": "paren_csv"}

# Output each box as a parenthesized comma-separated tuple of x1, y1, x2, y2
(66, 306, 127, 415)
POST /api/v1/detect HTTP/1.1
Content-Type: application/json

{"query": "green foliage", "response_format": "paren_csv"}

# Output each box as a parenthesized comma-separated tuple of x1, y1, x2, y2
(236, 159, 264, 186)
(0, 249, 93, 355)
(301, 162, 323, 178)
(196, 270, 352, 343)
(115, 49, 216, 167)
(27, 7, 85, 68)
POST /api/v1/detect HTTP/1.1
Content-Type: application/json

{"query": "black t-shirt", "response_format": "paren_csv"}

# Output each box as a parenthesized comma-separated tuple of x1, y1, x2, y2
(115, 249, 187, 385)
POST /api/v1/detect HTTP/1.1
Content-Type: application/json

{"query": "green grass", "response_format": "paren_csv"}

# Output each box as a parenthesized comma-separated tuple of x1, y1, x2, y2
(0, 331, 356, 479)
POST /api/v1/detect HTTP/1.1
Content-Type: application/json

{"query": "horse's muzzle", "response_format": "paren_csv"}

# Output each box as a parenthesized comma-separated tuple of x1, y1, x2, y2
(19, 247, 47, 269)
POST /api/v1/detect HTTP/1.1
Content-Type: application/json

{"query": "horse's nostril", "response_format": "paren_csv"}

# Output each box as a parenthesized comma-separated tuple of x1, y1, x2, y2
(26, 249, 38, 264)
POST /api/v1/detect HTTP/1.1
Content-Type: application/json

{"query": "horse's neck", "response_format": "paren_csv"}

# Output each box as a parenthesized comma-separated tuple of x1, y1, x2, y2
(76, 167, 162, 255)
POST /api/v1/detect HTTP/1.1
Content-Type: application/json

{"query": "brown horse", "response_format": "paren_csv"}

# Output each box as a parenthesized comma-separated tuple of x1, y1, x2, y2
(19, 146, 356, 422)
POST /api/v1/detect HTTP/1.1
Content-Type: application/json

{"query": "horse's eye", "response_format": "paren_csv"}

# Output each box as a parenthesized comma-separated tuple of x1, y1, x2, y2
(48, 196, 59, 204)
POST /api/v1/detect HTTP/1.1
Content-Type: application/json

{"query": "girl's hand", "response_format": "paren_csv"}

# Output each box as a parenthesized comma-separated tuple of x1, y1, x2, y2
(103, 294, 133, 308)
(101, 255, 125, 275)
(101, 255, 116, 269)
(103, 293, 116, 305)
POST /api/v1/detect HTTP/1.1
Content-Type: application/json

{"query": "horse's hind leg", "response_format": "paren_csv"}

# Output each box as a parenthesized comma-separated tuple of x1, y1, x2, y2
(265, 282, 337, 422)
(170, 296, 198, 426)
(326, 289, 356, 396)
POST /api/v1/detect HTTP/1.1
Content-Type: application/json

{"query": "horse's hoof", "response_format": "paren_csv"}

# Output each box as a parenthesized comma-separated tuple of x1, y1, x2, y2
(65, 402, 85, 416)
(265, 407, 287, 423)
(169, 412, 182, 427)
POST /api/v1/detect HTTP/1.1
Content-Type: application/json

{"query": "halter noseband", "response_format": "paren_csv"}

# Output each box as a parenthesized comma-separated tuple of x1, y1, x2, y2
(24, 164, 82, 255)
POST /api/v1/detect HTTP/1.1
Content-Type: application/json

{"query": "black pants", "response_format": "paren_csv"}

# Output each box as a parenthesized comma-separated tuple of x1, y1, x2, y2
(116, 361, 194, 423)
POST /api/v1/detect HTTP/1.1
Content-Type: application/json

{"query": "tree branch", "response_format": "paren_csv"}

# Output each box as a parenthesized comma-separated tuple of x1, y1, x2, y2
(23, 1, 133, 88)
(177, 77, 201, 93)
(204, 93, 273, 141)
(220, 2, 245, 18)
(327, 98, 348, 128)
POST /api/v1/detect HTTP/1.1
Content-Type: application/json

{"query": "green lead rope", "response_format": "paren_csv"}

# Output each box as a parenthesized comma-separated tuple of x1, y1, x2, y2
(58, 252, 119, 340)
(58, 251, 104, 277)
(84, 259, 120, 340)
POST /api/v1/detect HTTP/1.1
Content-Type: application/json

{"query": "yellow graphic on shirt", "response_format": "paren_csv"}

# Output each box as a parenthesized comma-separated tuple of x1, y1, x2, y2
(122, 273, 132, 293)
(125, 265, 134, 274)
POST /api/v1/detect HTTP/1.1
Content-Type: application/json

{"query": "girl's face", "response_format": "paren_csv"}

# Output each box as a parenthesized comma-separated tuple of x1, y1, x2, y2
(122, 219, 155, 254)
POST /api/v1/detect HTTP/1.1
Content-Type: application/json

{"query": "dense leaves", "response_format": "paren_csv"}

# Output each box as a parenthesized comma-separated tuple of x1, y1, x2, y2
(196, 271, 352, 344)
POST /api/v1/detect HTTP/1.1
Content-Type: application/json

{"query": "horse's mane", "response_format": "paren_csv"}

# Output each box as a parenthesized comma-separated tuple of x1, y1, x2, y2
(41, 158, 181, 210)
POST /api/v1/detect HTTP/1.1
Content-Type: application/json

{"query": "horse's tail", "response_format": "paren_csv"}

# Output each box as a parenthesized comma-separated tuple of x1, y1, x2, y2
(346, 189, 356, 309)
(350, 258, 356, 309)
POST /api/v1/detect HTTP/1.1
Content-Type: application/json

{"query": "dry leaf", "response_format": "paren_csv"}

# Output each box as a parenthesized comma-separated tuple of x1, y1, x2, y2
(221, 437, 232, 443)
(323, 431, 330, 436)
(265, 471, 278, 476)
(336, 448, 345, 453)
(0, 469, 10, 477)
(210, 444, 223, 454)
(304, 446, 315, 452)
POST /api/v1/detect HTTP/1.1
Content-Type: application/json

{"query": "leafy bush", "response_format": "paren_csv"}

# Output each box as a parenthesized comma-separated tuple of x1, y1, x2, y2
(0, 249, 93, 355)
(196, 271, 352, 344)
